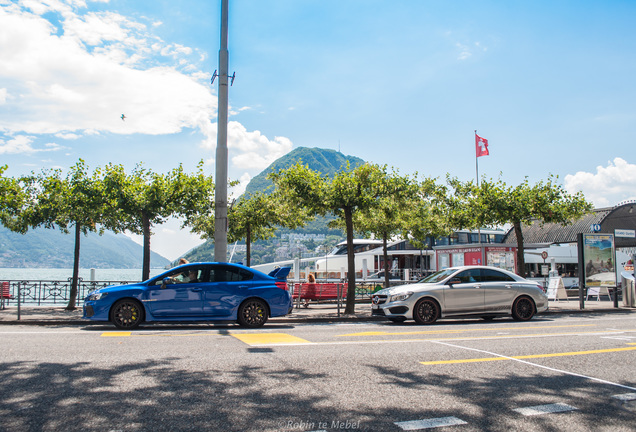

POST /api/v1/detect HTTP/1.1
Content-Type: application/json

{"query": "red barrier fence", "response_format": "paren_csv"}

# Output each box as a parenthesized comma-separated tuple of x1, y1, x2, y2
(292, 283, 348, 301)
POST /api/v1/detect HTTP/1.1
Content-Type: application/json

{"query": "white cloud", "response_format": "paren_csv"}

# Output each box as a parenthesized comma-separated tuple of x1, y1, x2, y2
(230, 172, 252, 198)
(199, 121, 293, 177)
(0, 3, 215, 136)
(0, 135, 38, 154)
(161, 43, 193, 57)
(564, 158, 636, 207)
(227, 121, 293, 170)
(64, 11, 133, 46)
(0, 135, 67, 154)
(54, 132, 81, 139)
(43, 142, 65, 151)
(456, 42, 472, 60)
(1, 3, 293, 167)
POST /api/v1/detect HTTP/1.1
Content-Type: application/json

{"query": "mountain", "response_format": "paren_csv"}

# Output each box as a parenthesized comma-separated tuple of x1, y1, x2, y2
(184, 147, 366, 264)
(245, 147, 365, 195)
(0, 226, 171, 269)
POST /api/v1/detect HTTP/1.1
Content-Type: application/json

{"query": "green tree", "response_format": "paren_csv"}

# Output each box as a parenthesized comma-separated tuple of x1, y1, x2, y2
(189, 190, 309, 267)
(230, 192, 310, 267)
(405, 178, 456, 249)
(26, 160, 107, 310)
(270, 162, 382, 314)
(0, 165, 32, 233)
(344, 166, 414, 287)
(449, 175, 593, 277)
(103, 162, 215, 281)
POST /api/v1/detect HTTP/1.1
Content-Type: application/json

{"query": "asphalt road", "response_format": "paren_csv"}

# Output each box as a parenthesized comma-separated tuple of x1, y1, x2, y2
(1, 314, 635, 432)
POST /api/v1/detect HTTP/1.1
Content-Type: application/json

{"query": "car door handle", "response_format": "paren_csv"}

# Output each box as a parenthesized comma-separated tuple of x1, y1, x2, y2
(505, 285, 512, 289)
(474, 284, 482, 289)
(191, 287, 202, 292)
(238, 285, 249, 289)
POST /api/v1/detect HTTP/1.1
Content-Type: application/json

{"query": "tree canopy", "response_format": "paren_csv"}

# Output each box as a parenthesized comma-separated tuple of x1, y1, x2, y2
(448, 174, 593, 276)
(23, 160, 109, 309)
(346, 167, 424, 287)
(270, 162, 387, 314)
(103, 162, 214, 281)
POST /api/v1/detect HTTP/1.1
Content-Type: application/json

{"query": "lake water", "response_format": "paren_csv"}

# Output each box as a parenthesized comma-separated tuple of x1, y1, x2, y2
(0, 268, 164, 282)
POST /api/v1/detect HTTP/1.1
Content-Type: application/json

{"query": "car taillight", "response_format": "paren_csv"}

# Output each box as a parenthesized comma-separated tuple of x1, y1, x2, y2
(536, 284, 545, 293)
(275, 281, 288, 290)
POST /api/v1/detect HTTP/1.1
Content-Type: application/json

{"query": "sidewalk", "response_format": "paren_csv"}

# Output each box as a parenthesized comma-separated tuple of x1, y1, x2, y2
(0, 299, 633, 326)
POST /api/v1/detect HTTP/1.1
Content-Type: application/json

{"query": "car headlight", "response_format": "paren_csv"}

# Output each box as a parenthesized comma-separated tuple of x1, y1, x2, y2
(87, 292, 108, 301)
(389, 292, 413, 302)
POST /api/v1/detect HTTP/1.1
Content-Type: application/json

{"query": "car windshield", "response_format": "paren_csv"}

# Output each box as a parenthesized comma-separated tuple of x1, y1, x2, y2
(418, 268, 457, 284)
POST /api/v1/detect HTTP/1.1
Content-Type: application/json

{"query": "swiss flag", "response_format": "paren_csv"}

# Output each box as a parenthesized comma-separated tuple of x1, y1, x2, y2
(475, 134, 489, 157)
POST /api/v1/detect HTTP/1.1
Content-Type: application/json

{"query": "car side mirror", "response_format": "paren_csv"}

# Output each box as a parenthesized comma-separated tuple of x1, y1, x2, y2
(447, 278, 462, 286)
(162, 277, 171, 288)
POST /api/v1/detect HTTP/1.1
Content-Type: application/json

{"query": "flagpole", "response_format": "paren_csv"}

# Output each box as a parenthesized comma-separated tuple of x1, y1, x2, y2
(475, 130, 479, 188)
(475, 130, 483, 265)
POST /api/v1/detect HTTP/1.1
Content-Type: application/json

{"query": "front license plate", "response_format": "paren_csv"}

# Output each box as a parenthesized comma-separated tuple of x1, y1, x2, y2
(372, 304, 379, 310)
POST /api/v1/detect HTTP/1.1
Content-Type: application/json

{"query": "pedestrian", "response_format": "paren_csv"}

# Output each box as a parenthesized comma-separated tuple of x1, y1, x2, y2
(304, 273, 316, 308)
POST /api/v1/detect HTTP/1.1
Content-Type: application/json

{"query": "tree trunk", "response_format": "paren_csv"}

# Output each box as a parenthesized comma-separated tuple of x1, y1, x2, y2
(246, 225, 251, 267)
(344, 207, 356, 314)
(66, 223, 81, 310)
(383, 234, 390, 288)
(142, 211, 151, 281)
(514, 221, 526, 277)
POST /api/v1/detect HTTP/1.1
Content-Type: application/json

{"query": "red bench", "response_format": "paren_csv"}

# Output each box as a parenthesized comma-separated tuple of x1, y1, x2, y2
(292, 283, 348, 301)
(1, 281, 13, 308)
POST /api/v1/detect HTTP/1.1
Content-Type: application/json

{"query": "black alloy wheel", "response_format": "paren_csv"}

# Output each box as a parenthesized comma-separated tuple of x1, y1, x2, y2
(110, 299, 143, 329)
(237, 299, 269, 328)
(413, 298, 439, 325)
(511, 296, 535, 321)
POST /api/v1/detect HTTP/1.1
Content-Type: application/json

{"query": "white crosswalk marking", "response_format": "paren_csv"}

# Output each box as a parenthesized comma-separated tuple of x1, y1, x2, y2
(612, 393, 636, 401)
(514, 403, 577, 416)
(395, 417, 468, 430)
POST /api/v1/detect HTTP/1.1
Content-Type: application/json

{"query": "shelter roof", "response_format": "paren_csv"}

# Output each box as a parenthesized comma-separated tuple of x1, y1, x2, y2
(503, 201, 636, 248)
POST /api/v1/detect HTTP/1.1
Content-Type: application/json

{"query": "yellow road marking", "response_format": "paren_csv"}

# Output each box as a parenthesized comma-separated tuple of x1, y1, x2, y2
(421, 346, 636, 365)
(232, 333, 311, 346)
(101, 331, 132, 337)
(100, 331, 223, 338)
(338, 324, 595, 337)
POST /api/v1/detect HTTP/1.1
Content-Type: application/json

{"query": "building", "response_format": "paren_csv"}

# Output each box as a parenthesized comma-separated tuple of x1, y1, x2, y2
(502, 201, 636, 285)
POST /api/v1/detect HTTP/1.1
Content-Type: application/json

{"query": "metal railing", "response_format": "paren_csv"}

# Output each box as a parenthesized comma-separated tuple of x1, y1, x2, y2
(0, 279, 134, 308)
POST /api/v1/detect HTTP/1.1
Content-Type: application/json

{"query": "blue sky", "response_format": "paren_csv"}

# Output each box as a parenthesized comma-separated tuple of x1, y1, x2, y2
(1, 0, 635, 260)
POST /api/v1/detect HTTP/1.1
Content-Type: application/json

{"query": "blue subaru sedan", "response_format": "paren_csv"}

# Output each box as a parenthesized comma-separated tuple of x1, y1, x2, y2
(83, 263, 292, 329)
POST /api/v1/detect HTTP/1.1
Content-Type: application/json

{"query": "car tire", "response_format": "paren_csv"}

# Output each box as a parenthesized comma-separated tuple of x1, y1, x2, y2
(110, 299, 144, 330)
(511, 296, 535, 321)
(413, 298, 439, 325)
(388, 317, 407, 323)
(237, 298, 269, 328)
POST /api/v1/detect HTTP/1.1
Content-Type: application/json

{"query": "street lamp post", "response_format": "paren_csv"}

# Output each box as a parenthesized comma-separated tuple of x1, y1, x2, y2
(214, 0, 229, 262)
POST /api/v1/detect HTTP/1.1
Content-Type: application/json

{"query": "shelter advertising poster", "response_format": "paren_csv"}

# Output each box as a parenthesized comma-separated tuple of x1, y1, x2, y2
(583, 234, 616, 287)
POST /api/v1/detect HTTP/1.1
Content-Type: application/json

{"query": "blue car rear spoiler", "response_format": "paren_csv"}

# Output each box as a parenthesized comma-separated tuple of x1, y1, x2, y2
(268, 267, 291, 280)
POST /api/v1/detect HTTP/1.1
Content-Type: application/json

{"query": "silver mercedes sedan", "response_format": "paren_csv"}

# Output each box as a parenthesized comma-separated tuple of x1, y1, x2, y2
(371, 266, 548, 324)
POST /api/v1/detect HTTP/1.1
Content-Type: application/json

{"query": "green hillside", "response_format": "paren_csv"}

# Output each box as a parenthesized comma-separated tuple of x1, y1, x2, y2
(245, 146, 365, 195)
(0, 226, 170, 269)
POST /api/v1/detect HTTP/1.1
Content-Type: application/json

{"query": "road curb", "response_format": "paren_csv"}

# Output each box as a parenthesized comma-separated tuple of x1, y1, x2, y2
(0, 306, 633, 326)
